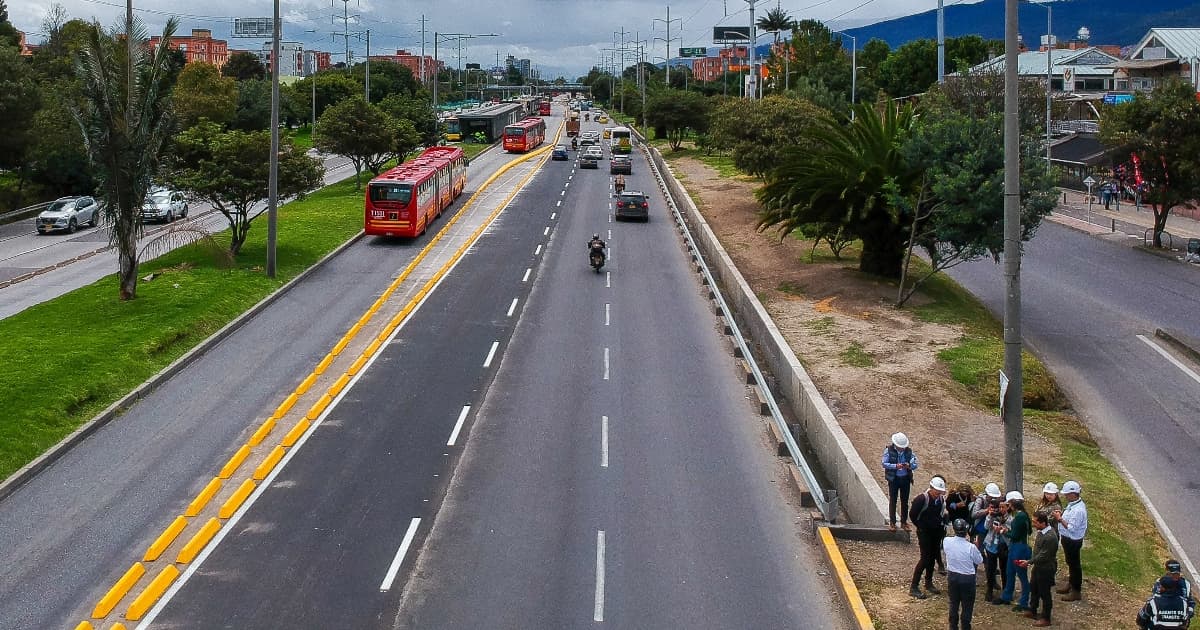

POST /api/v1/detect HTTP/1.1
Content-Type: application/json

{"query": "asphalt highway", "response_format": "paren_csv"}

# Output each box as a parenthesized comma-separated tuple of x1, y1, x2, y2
(948, 221, 1200, 568)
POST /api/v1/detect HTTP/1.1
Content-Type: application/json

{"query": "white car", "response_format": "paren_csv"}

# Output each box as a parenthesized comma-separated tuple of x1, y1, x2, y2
(583, 146, 603, 160)
(37, 196, 100, 234)
(141, 188, 189, 223)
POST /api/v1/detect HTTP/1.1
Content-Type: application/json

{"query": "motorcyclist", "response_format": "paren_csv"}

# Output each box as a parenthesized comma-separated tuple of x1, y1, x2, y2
(571, 137, 578, 151)
(614, 174, 625, 195)
(587, 233, 607, 265)
(585, 112, 590, 122)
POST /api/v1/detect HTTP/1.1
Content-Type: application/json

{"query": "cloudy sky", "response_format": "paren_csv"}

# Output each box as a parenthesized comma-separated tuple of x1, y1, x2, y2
(8, 0, 976, 79)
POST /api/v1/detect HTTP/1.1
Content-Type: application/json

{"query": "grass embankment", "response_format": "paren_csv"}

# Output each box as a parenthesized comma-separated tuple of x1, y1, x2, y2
(291, 126, 313, 151)
(0, 177, 364, 480)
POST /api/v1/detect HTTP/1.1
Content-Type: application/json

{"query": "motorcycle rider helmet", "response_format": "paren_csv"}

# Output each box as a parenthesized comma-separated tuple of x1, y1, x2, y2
(593, 233, 600, 241)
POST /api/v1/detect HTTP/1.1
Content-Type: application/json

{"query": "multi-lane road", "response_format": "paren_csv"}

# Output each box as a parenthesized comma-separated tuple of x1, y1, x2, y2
(0, 110, 845, 629)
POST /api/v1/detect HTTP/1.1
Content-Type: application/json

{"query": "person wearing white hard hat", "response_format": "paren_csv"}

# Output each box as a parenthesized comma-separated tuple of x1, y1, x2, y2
(993, 491, 1033, 611)
(882, 432, 919, 532)
(1035, 482, 1064, 528)
(979, 488, 1011, 603)
(909, 475, 948, 599)
(1053, 480, 1087, 602)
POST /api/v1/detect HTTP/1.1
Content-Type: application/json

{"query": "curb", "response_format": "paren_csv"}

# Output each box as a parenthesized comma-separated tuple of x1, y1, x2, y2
(1155, 328, 1200, 366)
(0, 231, 366, 504)
(817, 526, 874, 630)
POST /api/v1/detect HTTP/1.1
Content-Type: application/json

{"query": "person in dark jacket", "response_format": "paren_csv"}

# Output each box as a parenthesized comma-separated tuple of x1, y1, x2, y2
(909, 475, 947, 599)
(1138, 574, 1194, 629)
(882, 432, 918, 532)
(993, 492, 1032, 610)
(1153, 560, 1195, 618)
(1018, 511, 1059, 626)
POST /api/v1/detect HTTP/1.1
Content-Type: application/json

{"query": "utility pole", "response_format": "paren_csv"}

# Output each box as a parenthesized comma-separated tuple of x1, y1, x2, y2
(937, 0, 945, 83)
(653, 6, 682, 88)
(1045, 3, 1053, 165)
(364, 29, 370, 101)
(745, 0, 758, 99)
(419, 14, 426, 84)
(267, 0, 280, 278)
(1002, 0, 1024, 494)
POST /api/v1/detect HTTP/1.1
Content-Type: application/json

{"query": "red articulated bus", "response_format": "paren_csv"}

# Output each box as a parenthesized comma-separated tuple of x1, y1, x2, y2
(364, 146, 467, 238)
(538, 99, 551, 116)
(503, 117, 547, 153)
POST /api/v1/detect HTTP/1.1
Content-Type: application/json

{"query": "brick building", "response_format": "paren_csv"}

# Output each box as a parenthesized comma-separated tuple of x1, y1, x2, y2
(148, 29, 230, 67)
(369, 49, 440, 82)
(692, 46, 748, 82)
(303, 50, 333, 76)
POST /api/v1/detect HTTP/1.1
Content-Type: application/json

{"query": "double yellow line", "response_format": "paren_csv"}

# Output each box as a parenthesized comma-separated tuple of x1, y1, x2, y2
(76, 130, 560, 630)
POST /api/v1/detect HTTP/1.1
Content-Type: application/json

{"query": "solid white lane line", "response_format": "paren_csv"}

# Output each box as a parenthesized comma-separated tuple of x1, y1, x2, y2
(544, 226, 550, 236)
(506, 297, 519, 317)
(605, 272, 610, 288)
(534, 244, 542, 256)
(551, 212, 556, 220)
(379, 518, 422, 591)
(605, 303, 610, 326)
(601, 416, 609, 468)
(447, 405, 471, 446)
(603, 348, 610, 380)
(483, 341, 500, 368)
(1139, 334, 1200, 385)
(522, 268, 531, 282)
(594, 530, 606, 622)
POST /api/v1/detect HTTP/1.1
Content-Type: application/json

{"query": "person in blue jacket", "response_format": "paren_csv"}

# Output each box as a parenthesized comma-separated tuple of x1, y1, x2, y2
(882, 432, 918, 531)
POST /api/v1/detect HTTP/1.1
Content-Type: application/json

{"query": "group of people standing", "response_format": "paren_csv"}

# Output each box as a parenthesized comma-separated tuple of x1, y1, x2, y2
(883, 433, 1094, 628)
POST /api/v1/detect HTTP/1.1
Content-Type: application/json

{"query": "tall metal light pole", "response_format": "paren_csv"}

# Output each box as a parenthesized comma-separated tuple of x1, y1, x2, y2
(267, 0, 280, 278)
(744, 0, 758, 99)
(937, 0, 945, 83)
(1002, 0, 1025, 494)
(1033, 0, 1054, 165)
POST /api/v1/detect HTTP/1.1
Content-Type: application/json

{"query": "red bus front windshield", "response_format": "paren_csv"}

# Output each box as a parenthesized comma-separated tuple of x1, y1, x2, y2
(369, 183, 413, 205)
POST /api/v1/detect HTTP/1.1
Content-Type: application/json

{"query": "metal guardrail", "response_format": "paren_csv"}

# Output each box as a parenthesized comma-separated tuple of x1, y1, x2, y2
(0, 201, 52, 225)
(641, 142, 840, 523)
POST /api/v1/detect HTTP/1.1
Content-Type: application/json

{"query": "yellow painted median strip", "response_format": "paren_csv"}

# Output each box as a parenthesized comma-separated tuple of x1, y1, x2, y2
(218, 479, 257, 519)
(253, 445, 286, 481)
(175, 517, 221, 564)
(817, 527, 874, 630)
(248, 416, 277, 447)
(184, 477, 223, 517)
(217, 444, 251, 479)
(125, 564, 180, 621)
(142, 516, 188, 562)
(91, 562, 145, 618)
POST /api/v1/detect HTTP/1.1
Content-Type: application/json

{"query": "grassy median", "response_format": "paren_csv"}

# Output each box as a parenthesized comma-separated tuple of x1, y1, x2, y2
(0, 178, 364, 480)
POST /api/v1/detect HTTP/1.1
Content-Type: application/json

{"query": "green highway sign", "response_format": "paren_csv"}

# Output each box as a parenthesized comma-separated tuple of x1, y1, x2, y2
(679, 47, 707, 58)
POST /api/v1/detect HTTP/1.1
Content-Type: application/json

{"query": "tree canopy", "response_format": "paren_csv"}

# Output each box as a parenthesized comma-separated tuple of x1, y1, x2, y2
(313, 97, 402, 188)
(173, 62, 237, 129)
(709, 95, 831, 180)
(222, 51, 266, 81)
(645, 90, 711, 150)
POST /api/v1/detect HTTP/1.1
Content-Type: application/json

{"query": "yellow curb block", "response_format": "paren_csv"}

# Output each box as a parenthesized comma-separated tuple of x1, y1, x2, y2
(331, 334, 352, 356)
(74, 622, 94, 630)
(91, 562, 145, 618)
(125, 564, 180, 621)
(248, 416, 277, 447)
(142, 516, 188, 562)
(314, 352, 335, 375)
(218, 479, 256, 519)
(305, 394, 333, 420)
(363, 338, 383, 357)
(281, 418, 311, 448)
(175, 517, 221, 564)
(217, 444, 251, 479)
(272, 392, 298, 419)
(817, 526, 874, 630)
(346, 354, 369, 376)
(112, 624, 128, 629)
(184, 477, 223, 517)
(253, 446, 286, 481)
(327, 373, 351, 398)
(295, 372, 318, 396)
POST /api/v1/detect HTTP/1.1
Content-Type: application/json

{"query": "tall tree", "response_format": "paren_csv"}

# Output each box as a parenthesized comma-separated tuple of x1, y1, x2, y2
(230, 77, 270, 131)
(709, 94, 831, 180)
(74, 17, 179, 300)
(378, 93, 439, 147)
(221, 50, 266, 81)
(27, 90, 96, 195)
(0, 0, 20, 49)
(0, 45, 41, 174)
(645, 90, 711, 150)
(313, 97, 401, 188)
(173, 61, 237, 129)
(756, 6, 797, 44)
(1100, 80, 1200, 247)
(171, 120, 322, 255)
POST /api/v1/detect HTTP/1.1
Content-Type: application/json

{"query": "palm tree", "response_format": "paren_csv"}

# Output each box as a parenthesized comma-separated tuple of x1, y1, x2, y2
(756, 6, 797, 45)
(757, 101, 920, 278)
(74, 16, 179, 300)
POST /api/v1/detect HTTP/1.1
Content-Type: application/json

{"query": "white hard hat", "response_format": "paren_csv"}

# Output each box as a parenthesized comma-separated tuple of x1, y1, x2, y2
(1062, 480, 1082, 495)
(1005, 491, 1024, 502)
(891, 432, 910, 449)
(929, 477, 947, 492)
(985, 483, 1002, 498)
(1043, 482, 1059, 494)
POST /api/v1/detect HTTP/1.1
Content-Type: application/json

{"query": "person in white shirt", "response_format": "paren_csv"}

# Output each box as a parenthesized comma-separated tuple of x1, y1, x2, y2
(1053, 480, 1088, 601)
(944, 518, 985, 630)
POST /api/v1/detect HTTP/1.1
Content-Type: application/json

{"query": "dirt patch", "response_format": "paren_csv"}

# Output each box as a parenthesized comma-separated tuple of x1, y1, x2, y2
(669, 155, 1144, 629)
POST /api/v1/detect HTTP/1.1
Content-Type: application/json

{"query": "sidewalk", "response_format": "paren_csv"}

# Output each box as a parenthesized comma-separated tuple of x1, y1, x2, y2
(1050, 189, 1200, 248)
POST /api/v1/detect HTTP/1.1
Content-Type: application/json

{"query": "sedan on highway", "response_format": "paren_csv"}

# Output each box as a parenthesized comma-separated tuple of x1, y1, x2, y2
(580, 153, 601, 169)
(610, 155, 632, 175)
(37, 196, 100, 234)
(141, 188, 189, 223)
(551, 145, 569, 161)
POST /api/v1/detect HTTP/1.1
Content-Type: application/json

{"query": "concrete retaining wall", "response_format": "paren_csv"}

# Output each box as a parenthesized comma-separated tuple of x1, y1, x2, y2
(648, 146, 889, 526)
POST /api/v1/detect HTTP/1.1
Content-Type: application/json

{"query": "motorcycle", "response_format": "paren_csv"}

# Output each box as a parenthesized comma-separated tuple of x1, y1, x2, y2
(589, 242, 606, 272)
(571, 138, 578, 151)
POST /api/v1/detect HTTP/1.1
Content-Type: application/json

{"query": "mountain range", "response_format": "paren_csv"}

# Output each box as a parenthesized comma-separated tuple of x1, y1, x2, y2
(842, 0, 1200, 52)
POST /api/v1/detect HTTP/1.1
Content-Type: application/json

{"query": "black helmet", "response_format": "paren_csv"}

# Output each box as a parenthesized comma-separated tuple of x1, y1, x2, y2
(593, 233, 600, 240)
(952, 518, 970, 536)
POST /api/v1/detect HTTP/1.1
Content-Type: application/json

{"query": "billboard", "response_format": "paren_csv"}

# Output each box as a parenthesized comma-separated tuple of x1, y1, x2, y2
(233, 17, 275, 38)
(713, 26, 750, 44)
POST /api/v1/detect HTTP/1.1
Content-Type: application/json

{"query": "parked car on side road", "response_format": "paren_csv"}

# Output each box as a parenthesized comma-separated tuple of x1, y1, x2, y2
(141, 188, 189, 223)
(614, 191, 649, 221)
(37, 196, 100, 234)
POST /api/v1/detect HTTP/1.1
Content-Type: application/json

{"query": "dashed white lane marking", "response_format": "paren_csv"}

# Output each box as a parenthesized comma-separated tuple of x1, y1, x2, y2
(1139, 334, 1200, 385)
(557, 200, 562, 207)
(594, 530, 606, 621)
(551, 212, 556, 220)
(603, 347, 610, 380)
(606, 272, 610, 288)
(607, 229, 611, 239)
(560, 190, 565, 196)
(601, 415, 609, 468)
(534, 244, 542, 256)
(506, 297, 519, 317)
(522, 268, 531, 282)
(483, 341, 500, 368)
(447, 405, 471, 446)
(605, 303, 610, 326)
(379, 518, 422, 591)
(544, 226, 550, 236)
(565, 182, 570, 188)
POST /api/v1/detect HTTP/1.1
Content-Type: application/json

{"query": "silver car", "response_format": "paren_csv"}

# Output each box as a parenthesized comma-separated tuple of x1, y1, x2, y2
(141, 188, 189, 223)
(37, 196, 100, 234)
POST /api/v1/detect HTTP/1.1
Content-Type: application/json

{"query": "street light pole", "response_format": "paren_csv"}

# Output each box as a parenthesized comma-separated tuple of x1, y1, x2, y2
(745, 0, 758, 99)
(1001, 0, 1025, 494)
(937, 0, 945, 83)
(267, 0, 280, 278)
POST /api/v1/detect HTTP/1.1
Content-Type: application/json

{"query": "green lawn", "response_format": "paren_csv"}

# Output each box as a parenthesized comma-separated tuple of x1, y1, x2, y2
(0, 177, 364, 480)
(290, 126, 313, 151)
